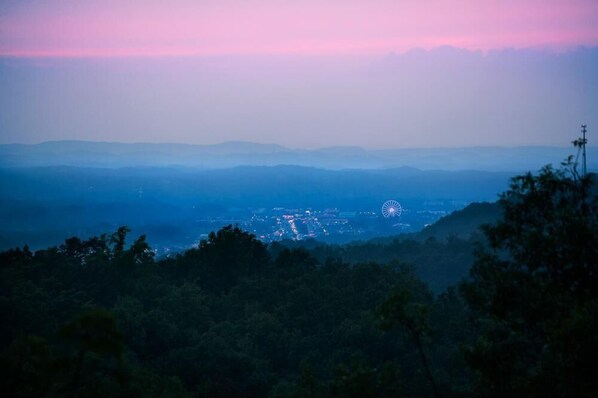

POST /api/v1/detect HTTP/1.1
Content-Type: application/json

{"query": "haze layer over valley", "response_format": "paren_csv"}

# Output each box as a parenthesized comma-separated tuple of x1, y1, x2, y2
(2, 47, 597, 149)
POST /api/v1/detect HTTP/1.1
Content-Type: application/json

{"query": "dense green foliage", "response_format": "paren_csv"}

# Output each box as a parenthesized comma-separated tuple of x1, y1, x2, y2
(461, 167, 598, 397)
(274, 235, 478, 293)
(0, 225, 472, 397)
(1, 167, 596, 397)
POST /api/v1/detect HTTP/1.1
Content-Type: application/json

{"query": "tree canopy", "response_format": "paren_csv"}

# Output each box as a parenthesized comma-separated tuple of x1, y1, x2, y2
(461, 166, 598, 397)
(1, 166, 596, 397)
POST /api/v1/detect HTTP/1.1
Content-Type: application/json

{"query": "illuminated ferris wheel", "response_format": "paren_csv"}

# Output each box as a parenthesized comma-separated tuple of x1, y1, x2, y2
(381, 200, 402, 218)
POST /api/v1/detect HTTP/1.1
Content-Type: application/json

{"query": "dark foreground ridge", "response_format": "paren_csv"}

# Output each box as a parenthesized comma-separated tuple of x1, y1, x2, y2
(1, 167, 596, 397)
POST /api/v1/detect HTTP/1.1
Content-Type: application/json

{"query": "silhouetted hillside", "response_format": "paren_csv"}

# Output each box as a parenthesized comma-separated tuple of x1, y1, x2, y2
(417, 202, 501, 240)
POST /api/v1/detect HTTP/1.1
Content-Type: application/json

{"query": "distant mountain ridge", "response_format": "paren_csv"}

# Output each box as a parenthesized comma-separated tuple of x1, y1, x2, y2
(0, 164, 512, 250)
(1, 140, 594, 172)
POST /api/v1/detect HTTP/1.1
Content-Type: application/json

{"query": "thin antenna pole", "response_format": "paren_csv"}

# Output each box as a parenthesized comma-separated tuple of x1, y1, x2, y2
(581, 124, 587, 177)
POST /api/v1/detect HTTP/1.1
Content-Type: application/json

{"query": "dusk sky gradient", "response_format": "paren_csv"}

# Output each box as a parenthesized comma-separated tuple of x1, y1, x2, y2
(1, 0, 598, 56)
(0, 0, 597, 148)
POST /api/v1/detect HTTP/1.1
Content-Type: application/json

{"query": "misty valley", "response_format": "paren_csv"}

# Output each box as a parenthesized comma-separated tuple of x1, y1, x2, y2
(0, 163, 511, 252)
(5, 141, 585, 252)
(1, 142, 597, 397)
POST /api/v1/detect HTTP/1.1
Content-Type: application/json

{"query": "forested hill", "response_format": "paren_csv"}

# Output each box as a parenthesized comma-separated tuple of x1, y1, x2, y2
(1, 168, 596, 397)
(274, 201, 501, 291)
(0, 225, 475, 397)
(416, 201, 501, 240)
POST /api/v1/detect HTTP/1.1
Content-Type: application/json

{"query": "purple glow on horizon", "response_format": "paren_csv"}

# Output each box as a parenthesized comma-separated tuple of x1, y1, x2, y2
(1, 0, 597, 57)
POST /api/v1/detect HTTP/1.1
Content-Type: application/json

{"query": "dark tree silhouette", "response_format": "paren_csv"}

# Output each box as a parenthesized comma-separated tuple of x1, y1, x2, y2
(461, 166, 598, 397)
(378, 266, 440, 398)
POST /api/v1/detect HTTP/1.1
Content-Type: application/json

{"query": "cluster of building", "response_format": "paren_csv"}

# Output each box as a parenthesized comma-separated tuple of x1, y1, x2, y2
(154, 202, 469, 256)
(208, 206, 423, 242)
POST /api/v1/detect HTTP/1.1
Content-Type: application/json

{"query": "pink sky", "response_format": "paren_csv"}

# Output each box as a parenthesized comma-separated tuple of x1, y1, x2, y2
(1, 0, 597, 57)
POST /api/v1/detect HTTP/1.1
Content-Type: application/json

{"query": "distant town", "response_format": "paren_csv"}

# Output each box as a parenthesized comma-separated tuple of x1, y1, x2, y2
(153, 200, 470, 256)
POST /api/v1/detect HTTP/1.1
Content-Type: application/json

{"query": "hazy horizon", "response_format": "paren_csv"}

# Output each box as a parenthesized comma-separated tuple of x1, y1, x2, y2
(2, 137, 597, 151)
(2, 46, 597, 149)
(2, 1, 597, 149)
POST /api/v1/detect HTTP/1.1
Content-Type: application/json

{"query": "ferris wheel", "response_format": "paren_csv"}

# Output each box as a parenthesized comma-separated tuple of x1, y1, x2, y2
(381, 200, 402, 218)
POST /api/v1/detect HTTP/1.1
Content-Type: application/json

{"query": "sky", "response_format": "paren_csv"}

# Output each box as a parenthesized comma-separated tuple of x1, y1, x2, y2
(0, 0, 597, 148)
(2, 0, 598, 56)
